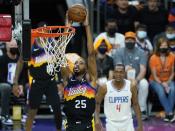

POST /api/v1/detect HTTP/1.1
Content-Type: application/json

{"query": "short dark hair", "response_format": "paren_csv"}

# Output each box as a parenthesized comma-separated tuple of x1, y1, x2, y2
(115, 63, 125, 70)
(135, 24, 147, 31)
(37, 21, 47, 28)
(105, 19, 117, 26)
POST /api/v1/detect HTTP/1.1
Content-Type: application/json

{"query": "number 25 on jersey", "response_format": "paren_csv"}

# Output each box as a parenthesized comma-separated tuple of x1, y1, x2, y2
(75, 100, 86, 109)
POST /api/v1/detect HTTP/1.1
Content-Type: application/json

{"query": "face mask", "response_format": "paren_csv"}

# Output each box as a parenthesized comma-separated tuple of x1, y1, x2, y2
(166, 33, 175, 39)
(170, 45, 175, 51)
(125, 42, 135, 49)
(107, 28, 117, 37)
(137, 31, 147, 39)
(159, 48, 169, 53)
(98, 46, 107, 54)
(10, 48, 19, 55)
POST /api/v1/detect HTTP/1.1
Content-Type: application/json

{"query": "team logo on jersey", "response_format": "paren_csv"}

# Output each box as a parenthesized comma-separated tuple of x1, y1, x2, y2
(68, 86, 87, 96)
(109, 96, 129, 103)
(64, 84, 96, 101)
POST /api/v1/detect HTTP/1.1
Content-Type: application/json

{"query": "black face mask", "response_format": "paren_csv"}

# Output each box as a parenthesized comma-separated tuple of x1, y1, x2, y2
(107, 28, 117, 37)
(98, 47, 107, 54)
(10, 48, 19, 55)
(159, 48, 169, 54)
(125, 42, 135, 49)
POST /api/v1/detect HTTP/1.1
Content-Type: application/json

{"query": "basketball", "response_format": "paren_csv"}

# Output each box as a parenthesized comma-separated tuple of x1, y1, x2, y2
(68, 4, 87, 22)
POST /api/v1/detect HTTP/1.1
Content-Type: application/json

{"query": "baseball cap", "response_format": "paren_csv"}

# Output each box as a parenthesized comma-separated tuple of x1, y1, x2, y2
(125, 31, 136, 39)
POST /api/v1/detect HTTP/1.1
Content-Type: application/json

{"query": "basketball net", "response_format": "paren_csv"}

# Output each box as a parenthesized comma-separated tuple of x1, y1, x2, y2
(33, 26, 75, 76)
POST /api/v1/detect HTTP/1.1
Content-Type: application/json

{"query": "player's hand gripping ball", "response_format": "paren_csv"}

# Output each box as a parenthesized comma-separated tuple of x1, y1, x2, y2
(68, 4, 87, 22)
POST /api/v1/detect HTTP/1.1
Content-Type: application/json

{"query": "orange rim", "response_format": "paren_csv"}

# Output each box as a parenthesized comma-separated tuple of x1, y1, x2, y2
(31, 26, 75, 45)
(32, 26, 75, 38)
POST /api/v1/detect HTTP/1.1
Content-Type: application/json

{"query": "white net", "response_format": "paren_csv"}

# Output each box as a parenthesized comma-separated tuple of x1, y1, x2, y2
(35, 26, 75, 76)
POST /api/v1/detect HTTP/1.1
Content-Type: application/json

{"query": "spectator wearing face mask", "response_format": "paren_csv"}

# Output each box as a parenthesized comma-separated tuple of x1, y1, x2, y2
(169, 37, 175, 53)
(94, 39, 114, 86)
(113, 31, 149, 120)
(0, 38, 20, 125)
(149, 37, 175, 122)
(153, 24, 175, 47)
(94, 19, 125, 57)
(136, 24, 153, 56)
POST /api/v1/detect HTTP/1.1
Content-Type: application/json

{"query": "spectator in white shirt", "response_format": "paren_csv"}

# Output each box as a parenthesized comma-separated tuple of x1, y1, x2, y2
(94, 19, 125, 56)
(135, 24, 153, 56)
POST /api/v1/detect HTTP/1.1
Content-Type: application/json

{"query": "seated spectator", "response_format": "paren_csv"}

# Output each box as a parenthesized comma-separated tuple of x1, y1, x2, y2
(94, 19, 125, 56)
(94, 39, 114, 86)
(0, 38, 19, 125)
(169, 37, 175, 53)
(107, 0, 139, 34)
(135, 24, 153, 55)
(149, 37, 175, 122)
(153, 24, 175, 47)
(113, 31, 149, 120)
(138, 0, 168, 42)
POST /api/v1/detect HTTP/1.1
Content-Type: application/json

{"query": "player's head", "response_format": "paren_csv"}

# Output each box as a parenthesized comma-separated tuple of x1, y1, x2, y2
(73, 57, 87, 76)
(113, 63, 125, 82)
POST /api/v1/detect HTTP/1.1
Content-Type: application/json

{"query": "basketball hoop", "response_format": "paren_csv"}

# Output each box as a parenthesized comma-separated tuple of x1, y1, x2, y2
(32, 26, 75, 76)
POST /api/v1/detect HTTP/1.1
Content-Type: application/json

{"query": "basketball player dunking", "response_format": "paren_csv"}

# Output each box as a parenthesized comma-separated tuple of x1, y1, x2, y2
(62, 10, 97, 131)
(95, 64, 143, 131)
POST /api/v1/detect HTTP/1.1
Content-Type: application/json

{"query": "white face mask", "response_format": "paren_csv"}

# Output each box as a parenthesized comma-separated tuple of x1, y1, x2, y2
(166, 33, 175, 39)
(137, 31, 147, 39)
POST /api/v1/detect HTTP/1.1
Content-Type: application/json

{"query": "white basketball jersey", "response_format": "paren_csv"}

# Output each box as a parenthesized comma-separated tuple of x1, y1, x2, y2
(104, 79, 132, 127)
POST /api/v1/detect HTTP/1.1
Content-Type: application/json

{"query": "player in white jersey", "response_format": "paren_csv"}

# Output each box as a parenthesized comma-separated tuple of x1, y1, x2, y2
(95, 64, 143, 131)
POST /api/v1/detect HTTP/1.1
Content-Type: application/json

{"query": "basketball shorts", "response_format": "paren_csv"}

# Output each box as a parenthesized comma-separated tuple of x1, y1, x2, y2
(66, 120, 93, 131)
(29, 78, 60, 109)
(106, 119, 134, 131)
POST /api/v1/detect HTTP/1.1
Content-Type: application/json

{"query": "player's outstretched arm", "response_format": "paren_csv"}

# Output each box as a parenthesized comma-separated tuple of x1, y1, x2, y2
(13, 56, 24, 97)
(95, 85, 107, 131)
(131, 81, 143, 131)
(83, 10, 97, 87)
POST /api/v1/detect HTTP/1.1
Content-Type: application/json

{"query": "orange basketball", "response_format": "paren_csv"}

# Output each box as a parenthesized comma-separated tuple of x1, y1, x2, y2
(68, 4, 87, 22)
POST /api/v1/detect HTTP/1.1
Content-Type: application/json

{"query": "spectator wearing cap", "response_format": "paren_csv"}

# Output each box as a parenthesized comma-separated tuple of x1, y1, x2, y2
(135, 24, 153, 56)
(94, 39, 114, 86)
(138, 0, 168, 42)
(94, 19, 125, 57)
(153, 24, 175, 47)
(149, 37, 175, 122)
(113, 31, 149, 120)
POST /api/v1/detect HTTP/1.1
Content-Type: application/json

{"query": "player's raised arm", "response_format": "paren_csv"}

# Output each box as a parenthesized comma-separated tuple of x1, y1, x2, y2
(83, 10, 97, 87)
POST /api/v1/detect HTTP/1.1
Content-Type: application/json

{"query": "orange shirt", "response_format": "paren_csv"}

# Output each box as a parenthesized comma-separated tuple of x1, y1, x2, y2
(149, 53, 174, 82)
